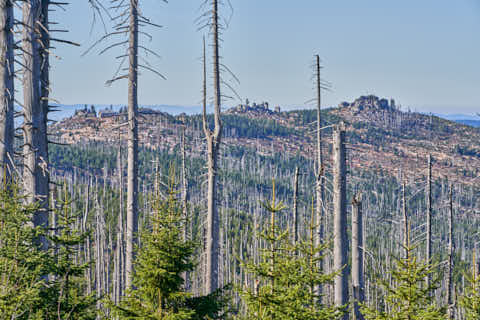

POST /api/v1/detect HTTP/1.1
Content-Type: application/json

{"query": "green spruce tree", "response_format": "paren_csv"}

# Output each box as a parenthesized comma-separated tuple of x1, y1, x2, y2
(240, 182, 341, 320)
(0, 182, 46, 319)
(41, 183, 97, 319)
(361, 242, 445, 320)
(460, 253, 480, 320)
(114, 170, 229, 319)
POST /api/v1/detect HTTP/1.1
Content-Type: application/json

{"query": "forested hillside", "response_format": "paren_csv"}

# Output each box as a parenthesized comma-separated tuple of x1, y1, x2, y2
(45, 95, 480, 318)
(0, 0, 478, 319)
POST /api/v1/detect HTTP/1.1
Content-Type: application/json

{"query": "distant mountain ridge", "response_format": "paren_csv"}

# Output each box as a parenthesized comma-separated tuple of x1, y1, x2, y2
(51, 95, 480, 187)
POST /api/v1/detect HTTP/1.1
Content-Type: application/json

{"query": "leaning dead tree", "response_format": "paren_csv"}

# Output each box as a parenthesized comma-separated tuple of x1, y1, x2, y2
(0, 0, 14, 182)
(333, 123, 348, 319)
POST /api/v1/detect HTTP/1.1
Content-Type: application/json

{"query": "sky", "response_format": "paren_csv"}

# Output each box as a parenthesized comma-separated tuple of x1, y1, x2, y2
(49, 0, 480, 114)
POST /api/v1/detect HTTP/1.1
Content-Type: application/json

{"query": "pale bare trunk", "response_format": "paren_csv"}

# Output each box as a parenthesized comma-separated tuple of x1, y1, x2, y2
(203, 0, 222, 294)
(446, 185, 454, 319)
(333, 124, 348, 319)
(0, 0, 14, 182)
(352, 197, 364, 320)
(181, 130, 190, 289)
(314, 55, 325, 299)
(402, 182, 408, 259)
(125, 0, 139, 291)
(23, 1, 48, 249)
(426, 154, 432, 287)
(292, 166, 299, 245)
(116, 144, 124, 301)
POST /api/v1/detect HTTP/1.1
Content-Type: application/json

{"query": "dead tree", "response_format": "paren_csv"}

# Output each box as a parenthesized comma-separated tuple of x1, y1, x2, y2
(36, 0, 50, 214)
(292, 166, 299, 245)
(84, 0, 166, 290)
(22, 0, 50, 250)
(426, 154, 432, 287)
(181, 129, 190, 289)
(333, 124, 348, 319)
(446, 184, 454, 319)
(314, 54, 328, 299)
(0, 0, 14, 182)
(124, 0, 139, 291)
(202, 6, 223, 291)
(115, 142, 124, 302)
(402, 181, 408, 259)
(352, 195, 364, 320)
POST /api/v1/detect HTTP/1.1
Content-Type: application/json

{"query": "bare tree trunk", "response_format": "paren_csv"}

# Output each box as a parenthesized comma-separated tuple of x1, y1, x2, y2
(314, 55, 325, 299)
(125, 0, 139, 291)
(181, 129, 190, 290)
(37, 0, 49, 215)
(426, 154, 432, 287)
(446, 185, 454, 319)
(352, 196, 364, 320)
(0, 0, 14, 182)
(83, 178, 92, 295)
(203, 0, 223, 294)
(292, 166, 299, 245)
(333, 124, 348, 319)
(116, 143, 124, 301)
(402, 182, 408, 259)
(23, 1, 49, 249)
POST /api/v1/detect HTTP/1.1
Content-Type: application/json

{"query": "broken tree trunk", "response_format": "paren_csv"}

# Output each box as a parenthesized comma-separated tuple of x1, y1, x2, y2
(292, 166, 299, 245)
(352, 196, 364, 320)
(333, 124, 348, 320)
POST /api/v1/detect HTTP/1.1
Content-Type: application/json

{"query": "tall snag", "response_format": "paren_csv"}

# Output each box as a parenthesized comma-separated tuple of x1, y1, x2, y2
(0, 0, 14, 182)
(333, 124, 348, 319)
(202, 0, 223, 292)
(125, 0, 139, 291)
(352, 196, 364, 320)
(22, 0, 49, 248)
(446, 184, 454, 319)
(426, 154, 433, 287)
(314, 54, 325, 299)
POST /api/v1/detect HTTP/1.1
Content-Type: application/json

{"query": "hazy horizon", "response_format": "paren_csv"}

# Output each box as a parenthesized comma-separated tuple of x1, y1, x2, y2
(43, 1, 480, 115)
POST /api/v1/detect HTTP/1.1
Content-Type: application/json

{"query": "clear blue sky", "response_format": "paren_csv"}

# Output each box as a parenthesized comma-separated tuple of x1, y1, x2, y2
(50, 0, 480, 114)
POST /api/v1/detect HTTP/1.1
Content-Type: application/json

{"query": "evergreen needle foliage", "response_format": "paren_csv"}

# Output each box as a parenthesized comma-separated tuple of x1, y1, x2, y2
(114, 171, 229, 319)
(361, 244, 445, 320)
(459, 255, 480, 320)
(0, 183, 46, 319)
(42, 184, 97, 319)
(239, 181, 341, 320)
